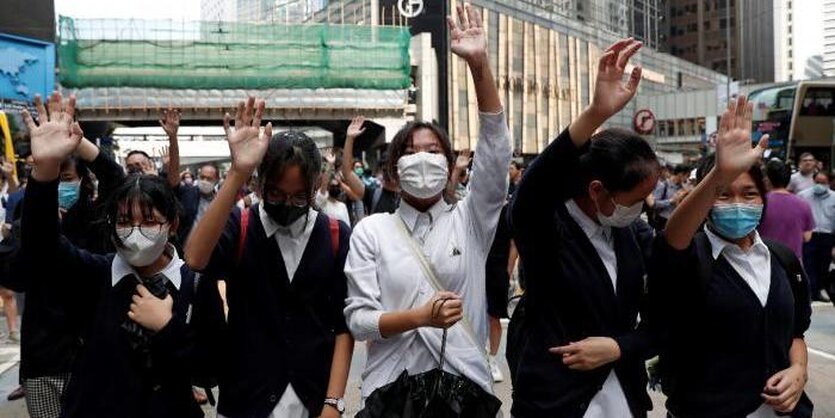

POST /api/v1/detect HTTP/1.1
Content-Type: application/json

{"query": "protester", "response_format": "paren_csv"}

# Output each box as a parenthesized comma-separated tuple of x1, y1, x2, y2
(0, 158, 20, 343)
(798, 171, 835, 302)
(650, 164, 690, 230)
(19, 92, 221, 418)
(485, 204, 512, 383)
(651, 96, 813, 417)
(759, 159, 815, 261)
(185, 98, 354, 418)
(508, 160, 524, 197)
(788, 153, 817, 193)
(343, 4, 510, 412)
(316, 171, 351, 226)
(507, 38, 656, 417)
(340, 117, 400, 215)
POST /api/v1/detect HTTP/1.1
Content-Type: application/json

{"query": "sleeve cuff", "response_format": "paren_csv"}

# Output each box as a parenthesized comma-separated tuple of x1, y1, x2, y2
(350, 309, 383, 342)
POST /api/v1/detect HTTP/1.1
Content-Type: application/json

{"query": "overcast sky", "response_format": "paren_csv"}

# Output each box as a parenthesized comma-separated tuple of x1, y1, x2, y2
(55, 0, 201, 20)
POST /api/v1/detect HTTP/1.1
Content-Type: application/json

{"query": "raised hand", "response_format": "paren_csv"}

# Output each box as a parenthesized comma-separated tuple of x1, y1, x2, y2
(22, 92, 83, 179)
(225, 97, 272, 177)
(347, 116, 366, 139)
(323, 148, 336, 166)
(591, 38, 643, 120)
(159, 108, 180, 138)
(715, 95, 768, 183)
(455, 149, 472, 171)
(158, 146, 170, 169)
(447, 4, 487, 66)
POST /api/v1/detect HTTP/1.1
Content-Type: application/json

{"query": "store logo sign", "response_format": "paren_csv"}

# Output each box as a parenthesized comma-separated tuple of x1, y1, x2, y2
(398, 0, 425, 18)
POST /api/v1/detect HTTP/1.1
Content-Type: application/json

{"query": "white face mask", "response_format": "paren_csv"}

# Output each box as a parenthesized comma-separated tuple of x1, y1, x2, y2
(198, 180, 216, 196)
(115, 225, 170, 267)
(397, 152, 449, 200)
(597, 198, 643, 228)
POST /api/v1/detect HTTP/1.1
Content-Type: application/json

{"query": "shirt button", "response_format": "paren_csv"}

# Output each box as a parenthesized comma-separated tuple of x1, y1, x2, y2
(269, 394, 277, 403)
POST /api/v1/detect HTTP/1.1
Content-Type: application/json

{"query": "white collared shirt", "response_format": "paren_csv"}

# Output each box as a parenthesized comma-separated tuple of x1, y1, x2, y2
(259, 206, 318, 281)
(563, 200, 632, 418)
(344, 111, 511, 400)
(705, 227, 772, 307)
(111, 244, 184, 290)
(565, 199, 617, 290)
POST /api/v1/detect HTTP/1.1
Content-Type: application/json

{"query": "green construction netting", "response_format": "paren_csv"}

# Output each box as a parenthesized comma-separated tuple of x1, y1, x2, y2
(57, 16, 412, 90)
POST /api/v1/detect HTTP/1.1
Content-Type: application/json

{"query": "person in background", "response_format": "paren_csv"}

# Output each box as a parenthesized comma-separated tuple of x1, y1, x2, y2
(798, 171, 835, 302)
(485, 204, 512, 383)
(650, 164, 690, 231)
(759, 159, 815, 262)
(236, 175, 261, 210)
(651, 96, 812, 417)
(445, 149, 472, 204)
(340, 117, 401, 215)
(788, 153, 817, 193)
(0, 158, 20, 343)
(181, 171, 194, 187)
(317, 171, 351, 226)
(508, 159, 524, 197)
(124, 150, 158, 177)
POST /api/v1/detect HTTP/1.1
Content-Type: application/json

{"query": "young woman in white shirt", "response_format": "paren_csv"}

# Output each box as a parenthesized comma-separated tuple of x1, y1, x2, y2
(343, 4, 511, 412)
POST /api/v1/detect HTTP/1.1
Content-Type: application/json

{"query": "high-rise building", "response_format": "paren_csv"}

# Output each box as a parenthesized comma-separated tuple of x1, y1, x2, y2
(824, 0, 835, 75)
(236, 0, 329, 23)
(201, 0, 237, 22)
(666, 0, 797, 83)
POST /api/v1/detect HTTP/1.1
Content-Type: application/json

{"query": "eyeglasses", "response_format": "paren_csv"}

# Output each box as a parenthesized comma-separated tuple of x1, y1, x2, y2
(115, 220, 168, 240)
(264, 188, 309, 208)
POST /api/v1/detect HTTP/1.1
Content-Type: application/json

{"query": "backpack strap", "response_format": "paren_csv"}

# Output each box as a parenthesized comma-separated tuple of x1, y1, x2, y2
(237, 208, 250, 263)
(763, 239, 808, 299)
(329, 217, 339, 257)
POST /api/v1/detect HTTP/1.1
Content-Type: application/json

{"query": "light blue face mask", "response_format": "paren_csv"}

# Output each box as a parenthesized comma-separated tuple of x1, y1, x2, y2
(709, 203, 763, 240)
(58, 181, 81, 210)
(813, 183, 829, 196)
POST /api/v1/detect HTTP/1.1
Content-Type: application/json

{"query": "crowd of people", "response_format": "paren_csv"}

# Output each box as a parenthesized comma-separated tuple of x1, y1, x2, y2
(0, 3, 822, 418)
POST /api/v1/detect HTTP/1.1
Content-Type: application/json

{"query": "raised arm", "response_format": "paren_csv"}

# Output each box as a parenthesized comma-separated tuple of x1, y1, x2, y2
(445, 149, 471, 204)
(447, 4, 511, 246)
(185, 98, 271, 270)
(511, 38, 642, 239)
(76, 137, 125, 205)
(159, 108, 181, 188)
(663, 96, 768, 250)
(0, 161, 19, 194)
(340, 116, 367, 201)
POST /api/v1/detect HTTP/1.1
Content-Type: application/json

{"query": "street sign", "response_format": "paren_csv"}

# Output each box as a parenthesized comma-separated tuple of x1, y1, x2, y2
(398, 0, 425, 18)
(633, 109, 656, 135)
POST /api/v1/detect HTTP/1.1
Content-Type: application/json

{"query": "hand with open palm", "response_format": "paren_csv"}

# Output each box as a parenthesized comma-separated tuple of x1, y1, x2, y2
(591, 38, 644, 121)
(347, 116, 366, 140)
(159, 108, 180, 138)
(447, 4, 487, 67)
(715, 95, 768, 183)
(22, 92, 83, 181)
(225, 97, 272, 177)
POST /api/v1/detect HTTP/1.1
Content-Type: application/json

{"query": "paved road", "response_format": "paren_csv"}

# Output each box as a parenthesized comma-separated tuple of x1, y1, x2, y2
(2, 304, 835, 417)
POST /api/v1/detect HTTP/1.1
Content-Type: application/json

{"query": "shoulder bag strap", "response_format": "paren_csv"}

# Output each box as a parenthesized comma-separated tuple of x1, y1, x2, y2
(392, 215, 488, 361)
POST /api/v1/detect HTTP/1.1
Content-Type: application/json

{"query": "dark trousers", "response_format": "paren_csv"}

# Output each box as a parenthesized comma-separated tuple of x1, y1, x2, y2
(802, 232, 835, 297)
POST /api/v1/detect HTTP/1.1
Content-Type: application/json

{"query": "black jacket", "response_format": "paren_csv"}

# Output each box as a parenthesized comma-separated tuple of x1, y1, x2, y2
(16, 152, 125, 379)
(200, 206, 351, 418)
(21, 178, 220, 418)
(649, 233, 813, 417)
(507, 129, 653, 418)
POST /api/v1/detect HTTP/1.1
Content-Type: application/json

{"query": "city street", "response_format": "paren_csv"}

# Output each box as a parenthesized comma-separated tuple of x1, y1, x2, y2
(1, 303, 835, 417)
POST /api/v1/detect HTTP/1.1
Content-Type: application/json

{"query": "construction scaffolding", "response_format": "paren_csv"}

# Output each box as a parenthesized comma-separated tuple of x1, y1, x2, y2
(57, 16, 412, 90)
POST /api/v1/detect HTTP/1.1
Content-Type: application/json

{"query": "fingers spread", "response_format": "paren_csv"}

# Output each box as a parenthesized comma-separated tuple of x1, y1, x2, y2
(235, 101, 245, 128)
(626, 66, 642, 93)
(34, 94, 47, 121)
(457, 4, 469, 30)
(21, 109, 37, 132)
(66, 95, 76, 121)
(254, 99, 265, 127)
(616, 41, 642, 70)
(605, 37, 633, 53)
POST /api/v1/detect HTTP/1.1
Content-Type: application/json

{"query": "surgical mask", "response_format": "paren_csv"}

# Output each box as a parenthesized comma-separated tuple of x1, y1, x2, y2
(263, 201, 308, 227)
(709, 203, 763, 240)
(328, 184, 342, 198)
(198, 180, 216, 196)
(354, 167, 365, 177)
(115, 225, 170, 267)
(595, 196, 643, 228)
(58, 181, 81, 209)
(813, 183, 829, 196)
(397, 152, 449, 199)
(183, 177, 194, 186)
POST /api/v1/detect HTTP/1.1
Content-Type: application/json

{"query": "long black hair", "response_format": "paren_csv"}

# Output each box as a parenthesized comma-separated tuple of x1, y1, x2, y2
(104, 174, 181, 249)
(573, 128, 660, 198)
(258, 131, 323, 204)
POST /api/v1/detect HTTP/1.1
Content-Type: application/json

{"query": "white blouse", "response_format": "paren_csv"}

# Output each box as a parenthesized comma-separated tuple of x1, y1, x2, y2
(344, 111, 511, 400)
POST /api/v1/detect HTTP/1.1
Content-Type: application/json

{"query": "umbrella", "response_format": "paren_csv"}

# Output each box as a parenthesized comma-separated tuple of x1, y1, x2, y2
(356, 329, 502, 418)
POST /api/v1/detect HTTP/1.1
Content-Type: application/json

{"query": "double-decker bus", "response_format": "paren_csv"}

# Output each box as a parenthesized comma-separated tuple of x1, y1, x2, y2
(748, 80, 835, 167)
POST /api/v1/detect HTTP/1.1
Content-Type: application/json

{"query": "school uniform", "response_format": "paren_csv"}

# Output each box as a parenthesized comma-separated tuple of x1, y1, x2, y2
(200, 204, 351, 418)
(649, 228, 813, 418)
(20, 178, 219, 418)
(507, 128, 653, 418)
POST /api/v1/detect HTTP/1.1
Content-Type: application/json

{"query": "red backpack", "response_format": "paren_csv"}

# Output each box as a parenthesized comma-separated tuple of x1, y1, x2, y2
(236, 208, 340, 262)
